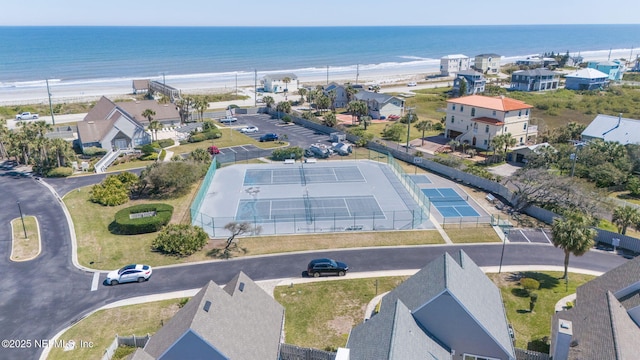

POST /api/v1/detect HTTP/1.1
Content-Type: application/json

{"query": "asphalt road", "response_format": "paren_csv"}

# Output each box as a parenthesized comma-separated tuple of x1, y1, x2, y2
(0, 162, 630, 359)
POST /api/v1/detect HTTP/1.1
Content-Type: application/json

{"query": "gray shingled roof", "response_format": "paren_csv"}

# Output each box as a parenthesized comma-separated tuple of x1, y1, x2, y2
(347, 300, 451, 360)
(353, 91, 395, 104)
(512, 69, 559, 77)
(581, 114, 640, 144)
(348, 250, 514, 360)
(117, 100, 180, 126)
(552, 256, 640, 359)
(138, 272, 284, 360)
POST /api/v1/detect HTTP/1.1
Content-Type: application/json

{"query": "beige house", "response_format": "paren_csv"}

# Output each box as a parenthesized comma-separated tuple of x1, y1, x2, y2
(473, 53, 501, 74)
(444, 95, 536, 150)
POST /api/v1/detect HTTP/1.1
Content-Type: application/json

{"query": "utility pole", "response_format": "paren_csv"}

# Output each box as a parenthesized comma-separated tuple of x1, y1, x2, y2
(17, 201, 27, 239)
(356, 64, 359, 85)
(46, 79, 55, 125)
(235, 72, 238, 98)
(254, 69, 257, 107)
(326, 65, 329, 85)
(405, 107, 415, 153)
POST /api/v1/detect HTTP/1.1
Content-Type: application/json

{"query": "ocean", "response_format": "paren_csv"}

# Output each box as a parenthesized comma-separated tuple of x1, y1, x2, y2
(0, 25, 638, 102)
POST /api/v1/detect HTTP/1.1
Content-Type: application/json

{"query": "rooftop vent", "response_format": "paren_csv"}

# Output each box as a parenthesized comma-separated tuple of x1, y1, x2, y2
(203, 300, 211, 312)
(239, 282, 245, 292)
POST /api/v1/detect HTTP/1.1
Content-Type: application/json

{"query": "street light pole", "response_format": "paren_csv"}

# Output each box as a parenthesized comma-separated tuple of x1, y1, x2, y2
(405, 107, 415, 153)
(17, 201, 27, 239)
(498, 228, 508, 273)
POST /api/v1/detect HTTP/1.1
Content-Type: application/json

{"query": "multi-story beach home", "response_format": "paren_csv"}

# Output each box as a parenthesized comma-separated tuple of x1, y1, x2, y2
(581, 113, 640, 144)
(564, 68, 610, 91)
(473, 53, 501, 74)
(263, 73, 299, 93)
(444, 94, 535, 149)
(440, 54, 470, 76)
(323, 82, 359, 108)
(510, 69, 560, 92)
(587, 60, 626, 81)
(453, 70, 486, 96)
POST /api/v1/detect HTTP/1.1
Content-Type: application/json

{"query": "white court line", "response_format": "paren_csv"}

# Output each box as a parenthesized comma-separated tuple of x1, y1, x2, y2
(519, 229, 532, 243)
(542, 229, 553, 244)
(91, 272, 101, 291)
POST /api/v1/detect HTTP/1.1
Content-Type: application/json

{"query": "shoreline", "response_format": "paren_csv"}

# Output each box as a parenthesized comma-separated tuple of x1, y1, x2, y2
(0, 47, 633, 106)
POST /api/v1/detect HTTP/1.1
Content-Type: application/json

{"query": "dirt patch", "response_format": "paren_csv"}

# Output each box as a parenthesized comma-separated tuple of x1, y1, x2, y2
(326, 316, 354, 335)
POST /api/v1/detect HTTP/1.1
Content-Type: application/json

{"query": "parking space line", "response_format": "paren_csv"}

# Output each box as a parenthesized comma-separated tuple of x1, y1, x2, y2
(518, 229, 532, 243)
(542, 229, 553, 244)
(91, 272, 100, 291)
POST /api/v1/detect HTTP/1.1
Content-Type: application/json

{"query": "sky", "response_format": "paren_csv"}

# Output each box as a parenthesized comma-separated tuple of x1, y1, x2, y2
(2, 0, 639, 26)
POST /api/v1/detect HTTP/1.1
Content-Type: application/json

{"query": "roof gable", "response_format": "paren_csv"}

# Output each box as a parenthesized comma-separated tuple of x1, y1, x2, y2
(447, 95, 532, 111)
(565, 68, 609, 79)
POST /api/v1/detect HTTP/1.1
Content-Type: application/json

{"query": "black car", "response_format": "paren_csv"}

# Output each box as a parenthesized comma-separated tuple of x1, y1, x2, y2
(260, 133, 279, 142)
(307, 258, 349, 277)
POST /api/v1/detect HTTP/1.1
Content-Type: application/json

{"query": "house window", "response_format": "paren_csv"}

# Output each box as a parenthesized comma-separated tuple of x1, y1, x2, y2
(485, 125, 489, 133)
(492, 110, 496, 116)
(518, 110, 522, 116)
(451, 116, 455, 123)
(523, 123, 527, 130)
(520, 137, 523, 143)
(474, 123, 478, 130)
(526, 109, 529, 115)
(504, 126, 508, 132)
(460, 105, 464, 112)
(452, 104, 456, 110)
(483, 139, 488, 145)
(471, 108, 476, 116)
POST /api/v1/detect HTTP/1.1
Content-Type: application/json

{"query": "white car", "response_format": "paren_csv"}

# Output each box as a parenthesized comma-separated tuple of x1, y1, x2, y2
(240, 126, 259, 133)
(407, 82, 417, 87)
(219, 117, 237, 123)
(106, 264, 152, 285)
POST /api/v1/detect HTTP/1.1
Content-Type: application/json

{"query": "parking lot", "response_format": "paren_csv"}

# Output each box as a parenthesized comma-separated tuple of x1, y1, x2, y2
(212, 113, 335, 163)
(505, 228, 554, 245)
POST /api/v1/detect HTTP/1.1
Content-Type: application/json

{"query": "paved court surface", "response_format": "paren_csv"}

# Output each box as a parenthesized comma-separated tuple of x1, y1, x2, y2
(504, 228, 554, 245)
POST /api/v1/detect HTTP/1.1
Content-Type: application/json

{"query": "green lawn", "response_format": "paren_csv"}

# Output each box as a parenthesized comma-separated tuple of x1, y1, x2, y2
(47, 299, 182, 360)
(10, 215, 40, 261)
(488, 271, 595, 352)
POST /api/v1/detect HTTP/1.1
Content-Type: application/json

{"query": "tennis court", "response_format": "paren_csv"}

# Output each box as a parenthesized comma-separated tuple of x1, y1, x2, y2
(422, 188, 480, 218)
(236, 195, 385, 221)
(243, 166, 365, 185)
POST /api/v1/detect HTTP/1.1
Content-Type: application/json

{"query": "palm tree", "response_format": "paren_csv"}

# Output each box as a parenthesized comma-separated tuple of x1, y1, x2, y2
(490, 135, 505, 161)
(0, 119, 9, 159)
(551, 211, 597, 279)
(501, 133, 517, 161)
(323, 112, 337, 127)
(347, 100, 368, 125)
(414, 120, 433, 146)
(371, 85, 381, 93)
(612, 206, 640, 235)
(345, 85, 358, 103)
(298, 88, 308, 104)
(281, 77, 291, 100)
(328, 89, 337, 112)
(276, 101, 291, 114)
(262, 95, 275, 109)
(148, 121, 162, 141)
(195, 99, 208, 121)
(315, 95, 331, 113)
(142, 109, 156, 124)
(448, 140, 460, 153)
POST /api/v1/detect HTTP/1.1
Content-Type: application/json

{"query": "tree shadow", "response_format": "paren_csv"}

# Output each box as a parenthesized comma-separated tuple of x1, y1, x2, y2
(207, 245, 247, 259)
(527, 337, 550, 353)
(511, 288, 530, 298)
(521, 271, 560, 289)
(516, 309, 531, 314)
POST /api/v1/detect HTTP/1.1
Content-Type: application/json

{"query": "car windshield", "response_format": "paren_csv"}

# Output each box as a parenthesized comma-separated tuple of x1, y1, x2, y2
(118, 264, 136, 274)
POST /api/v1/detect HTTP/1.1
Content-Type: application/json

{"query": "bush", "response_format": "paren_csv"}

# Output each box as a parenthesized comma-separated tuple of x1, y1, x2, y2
(141, 152, 159, 161)
(139, 161, 204, 198)
(520, 278, 540, 293)
(83, 146, 108, 156)
(90, 176, 130, 206)
(152, 224, 208, 256)
(47, 167, 73, 177)
(271, 147, 304, 161)
(113, 203, 174, 234)
(159, 149, 167, 161)
(158, 139, 175, 148)
(140, 144, 158, 155)
(282, 115, 292, 123)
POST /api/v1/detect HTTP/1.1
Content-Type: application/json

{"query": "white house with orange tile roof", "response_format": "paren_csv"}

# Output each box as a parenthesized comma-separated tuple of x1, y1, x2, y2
(444, 95, 536, 150)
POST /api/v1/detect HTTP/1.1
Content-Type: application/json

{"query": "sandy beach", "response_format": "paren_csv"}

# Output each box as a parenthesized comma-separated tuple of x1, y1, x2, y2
(0, 48, 632, 107)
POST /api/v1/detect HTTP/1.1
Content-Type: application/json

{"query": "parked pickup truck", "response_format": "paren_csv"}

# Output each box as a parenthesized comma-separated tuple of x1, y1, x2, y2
(16, 112, 39, 120)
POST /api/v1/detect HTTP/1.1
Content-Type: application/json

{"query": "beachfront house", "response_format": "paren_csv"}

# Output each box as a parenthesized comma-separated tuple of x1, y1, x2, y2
(564, 68, 610, 91)
(550, 256, 640, 360)
(515, 56, 558, 69)
(453, 70, 486, 96)
(587, 60, 626, 81)
(510, 69, 560, 92)
(132, 79, 150, 94)
(76, 96, 151, 153)
(353, 91, 404, 120)
(344, 250, 515, 360)
(444, 94, 535, 150)
(117, 99, 181, 126)
(473, 53, 501, 74)
(129, 272, 285, 360)
(581, 114, 640, 144)
(263, 73, 299, 93)
(440, 54, 470, 76)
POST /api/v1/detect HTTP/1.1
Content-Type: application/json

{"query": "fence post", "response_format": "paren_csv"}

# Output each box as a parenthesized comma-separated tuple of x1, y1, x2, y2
(372, 212, 375, 230)
(211, 215, 215, 237)
(411, 210, 415, 229)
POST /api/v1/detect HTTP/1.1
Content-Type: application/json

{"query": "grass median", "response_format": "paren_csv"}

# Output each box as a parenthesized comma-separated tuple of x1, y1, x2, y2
(10, 215, 40, 261)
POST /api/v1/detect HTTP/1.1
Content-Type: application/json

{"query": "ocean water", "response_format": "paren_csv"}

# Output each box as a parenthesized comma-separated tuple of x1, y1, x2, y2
(0, 25, 638, 100)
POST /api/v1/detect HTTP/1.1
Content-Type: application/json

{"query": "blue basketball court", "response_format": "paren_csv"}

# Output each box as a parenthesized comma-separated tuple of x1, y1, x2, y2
(422, 188, 480, 218)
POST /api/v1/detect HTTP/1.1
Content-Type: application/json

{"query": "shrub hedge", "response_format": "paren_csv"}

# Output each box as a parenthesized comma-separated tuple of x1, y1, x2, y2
(47, 167, 73, 177)
(188, 129, 222, 143)
(113, 203, 174, 235)
(158, 139, 175, 148)
(83, 146, 108, 156)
